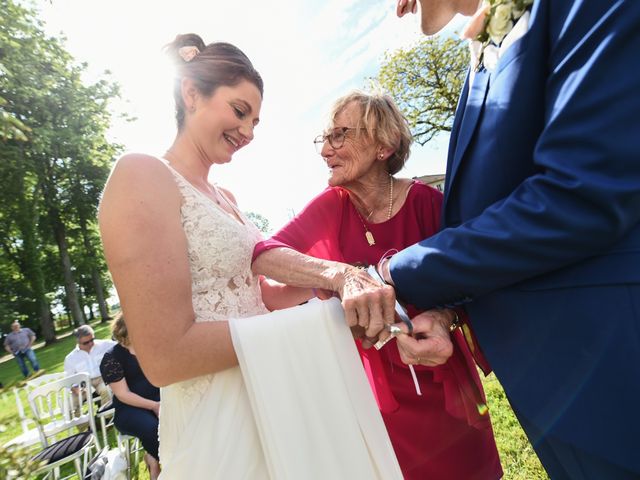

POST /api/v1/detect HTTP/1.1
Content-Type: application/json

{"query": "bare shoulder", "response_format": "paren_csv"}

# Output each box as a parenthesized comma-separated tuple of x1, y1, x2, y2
(101, 154, 177, 207)
(107, 153, 173, 187)
(99, 153, 181, 233)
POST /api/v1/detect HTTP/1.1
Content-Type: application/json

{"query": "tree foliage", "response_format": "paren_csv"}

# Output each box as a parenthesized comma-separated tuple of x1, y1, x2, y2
(245, 211, 271, 235)
(372, 36, 468, 146)
(0, 0, 122, 339)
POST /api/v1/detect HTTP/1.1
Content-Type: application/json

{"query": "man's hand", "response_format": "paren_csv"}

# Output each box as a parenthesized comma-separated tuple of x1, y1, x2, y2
(335, 265, 396, 340)
(395, 309, 454, 366)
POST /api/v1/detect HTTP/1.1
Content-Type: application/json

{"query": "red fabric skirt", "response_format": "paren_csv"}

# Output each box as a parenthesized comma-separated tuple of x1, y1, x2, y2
(361, 340, 503, 480)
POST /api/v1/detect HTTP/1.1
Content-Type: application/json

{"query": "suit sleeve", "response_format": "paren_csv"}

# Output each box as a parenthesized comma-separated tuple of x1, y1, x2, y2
(391, 1, 640, 309)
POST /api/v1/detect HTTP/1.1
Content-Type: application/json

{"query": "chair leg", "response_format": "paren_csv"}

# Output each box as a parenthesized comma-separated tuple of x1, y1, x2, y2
(126, 437, 132, 479)
(100, 415, 108, 448)
(132, 438, 141, 468)
(74, 457, 83, 479)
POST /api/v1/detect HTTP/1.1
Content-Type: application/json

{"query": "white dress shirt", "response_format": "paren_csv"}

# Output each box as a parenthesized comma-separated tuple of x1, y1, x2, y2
(468, 10, 531, 87)
(64, 338, 116, 379)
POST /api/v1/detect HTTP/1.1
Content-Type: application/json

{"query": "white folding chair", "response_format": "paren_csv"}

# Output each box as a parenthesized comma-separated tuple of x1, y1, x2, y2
(3, 373, 70, 449)
(2, 386, 42, 449)
(117, 433, 144, 480)
(27, 372, 100, 479)
(95, 400, 117, 450)
(25, 372, 67, 390)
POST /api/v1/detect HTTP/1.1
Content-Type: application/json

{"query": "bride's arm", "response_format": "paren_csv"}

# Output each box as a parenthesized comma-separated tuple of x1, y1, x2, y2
(259, 277, 314, 310)
(99, 154, 237, 387)
(258, 276, 336, 311)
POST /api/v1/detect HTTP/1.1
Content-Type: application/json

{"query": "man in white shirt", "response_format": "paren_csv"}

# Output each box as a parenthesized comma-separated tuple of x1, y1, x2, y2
(64, 325, 115, 407)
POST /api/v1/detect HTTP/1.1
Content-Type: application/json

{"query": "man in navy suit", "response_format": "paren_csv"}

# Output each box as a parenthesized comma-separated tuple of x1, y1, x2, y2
(377, 0, 640, 478)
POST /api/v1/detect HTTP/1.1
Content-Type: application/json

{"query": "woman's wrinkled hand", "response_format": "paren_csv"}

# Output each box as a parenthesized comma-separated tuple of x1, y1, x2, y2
(337, 265, 396, 340)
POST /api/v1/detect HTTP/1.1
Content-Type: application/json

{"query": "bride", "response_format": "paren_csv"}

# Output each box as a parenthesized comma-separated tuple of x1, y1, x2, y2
(98, 34, 399, 479)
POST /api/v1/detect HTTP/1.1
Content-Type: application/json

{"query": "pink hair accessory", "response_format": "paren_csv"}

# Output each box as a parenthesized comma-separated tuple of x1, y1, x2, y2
(178, 46, 200, 62)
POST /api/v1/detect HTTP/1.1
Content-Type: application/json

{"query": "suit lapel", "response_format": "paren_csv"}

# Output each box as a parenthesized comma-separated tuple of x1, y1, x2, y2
(445, 73, 470, 175)
(444, 68, 491, 202)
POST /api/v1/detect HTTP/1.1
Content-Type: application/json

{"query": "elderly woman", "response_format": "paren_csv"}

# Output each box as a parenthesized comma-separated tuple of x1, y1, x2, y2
(100, 314, 160, 479)
(253, 91, 502, 479)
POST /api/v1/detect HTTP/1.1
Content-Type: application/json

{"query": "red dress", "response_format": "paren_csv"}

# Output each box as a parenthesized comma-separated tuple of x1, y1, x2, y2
(254, 181, 503, 480)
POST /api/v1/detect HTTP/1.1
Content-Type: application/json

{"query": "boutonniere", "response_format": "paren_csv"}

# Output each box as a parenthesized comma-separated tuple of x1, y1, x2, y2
(462, 0, 533, 71)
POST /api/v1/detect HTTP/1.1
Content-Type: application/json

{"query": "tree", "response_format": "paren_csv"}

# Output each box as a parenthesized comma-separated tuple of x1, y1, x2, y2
(372, 36, 468, 146)
(0, 0, 122, 336)
(245, 212, 271, 235)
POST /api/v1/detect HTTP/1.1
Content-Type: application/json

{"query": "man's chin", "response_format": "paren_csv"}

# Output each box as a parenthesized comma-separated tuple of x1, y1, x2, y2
(421, 19, 452, 35)
(420, 8, 460, 36)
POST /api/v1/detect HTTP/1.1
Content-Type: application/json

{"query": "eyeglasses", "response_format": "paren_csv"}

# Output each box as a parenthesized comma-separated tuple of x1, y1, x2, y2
(81, 337, 95, 346)
(313, 127, 368, 154)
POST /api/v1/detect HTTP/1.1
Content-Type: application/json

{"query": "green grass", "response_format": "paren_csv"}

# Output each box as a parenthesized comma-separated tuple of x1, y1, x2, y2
(0, 322, 546, 479)
(483, 373, 548, 479)
(0, 320, 150, 479)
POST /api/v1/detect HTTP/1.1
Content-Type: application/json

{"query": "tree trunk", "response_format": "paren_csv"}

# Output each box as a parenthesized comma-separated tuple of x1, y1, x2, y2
(78, 212, 110, 321)
(52, 217, 84, 326)
(38, 300, 56, 345)
(15, 171, 57, 343)
(36, 152, 84, 327)
(78, 287, 88, 324)
(93, 269, 110, 321)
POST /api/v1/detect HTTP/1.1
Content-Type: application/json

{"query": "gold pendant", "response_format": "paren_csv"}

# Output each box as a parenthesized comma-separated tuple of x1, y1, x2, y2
(365, 230, 375, 246)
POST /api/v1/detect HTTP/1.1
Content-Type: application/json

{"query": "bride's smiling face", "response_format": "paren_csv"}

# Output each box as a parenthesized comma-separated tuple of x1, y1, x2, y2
(186, 79, 262, 165)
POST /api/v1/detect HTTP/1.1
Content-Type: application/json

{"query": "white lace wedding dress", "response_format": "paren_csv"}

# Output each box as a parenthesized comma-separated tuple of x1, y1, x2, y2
(157, 159, 402, 480)
(158, 161, 270, 479)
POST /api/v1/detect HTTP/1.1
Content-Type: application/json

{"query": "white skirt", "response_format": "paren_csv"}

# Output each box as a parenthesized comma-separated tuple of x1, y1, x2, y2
(230, 298, 402, 480)
(158, 298, 402, 479)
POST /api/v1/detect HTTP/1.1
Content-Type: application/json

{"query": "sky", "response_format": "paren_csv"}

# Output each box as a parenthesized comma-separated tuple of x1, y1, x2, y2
(37, 0, 464, 231)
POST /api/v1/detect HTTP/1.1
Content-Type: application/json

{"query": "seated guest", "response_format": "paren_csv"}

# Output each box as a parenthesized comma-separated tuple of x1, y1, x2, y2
(64, 325, 114, 407)
(100, 313, 160, 480)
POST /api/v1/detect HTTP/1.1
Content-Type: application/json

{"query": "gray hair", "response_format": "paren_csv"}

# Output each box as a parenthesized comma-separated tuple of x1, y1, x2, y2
(74, 325, 94, 340)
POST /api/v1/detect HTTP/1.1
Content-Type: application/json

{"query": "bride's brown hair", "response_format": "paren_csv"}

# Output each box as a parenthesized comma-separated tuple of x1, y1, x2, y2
(164, 33, 264, 130)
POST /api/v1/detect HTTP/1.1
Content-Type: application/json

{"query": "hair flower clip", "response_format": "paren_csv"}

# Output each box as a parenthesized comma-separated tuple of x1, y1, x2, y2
(178, 46, 200, 62)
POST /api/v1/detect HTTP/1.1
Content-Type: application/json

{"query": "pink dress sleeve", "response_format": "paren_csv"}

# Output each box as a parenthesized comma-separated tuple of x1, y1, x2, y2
(252, 187, 347, 263)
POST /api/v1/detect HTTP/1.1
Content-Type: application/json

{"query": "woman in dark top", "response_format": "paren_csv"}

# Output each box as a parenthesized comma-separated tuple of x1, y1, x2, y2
(100, 313, 161, 480)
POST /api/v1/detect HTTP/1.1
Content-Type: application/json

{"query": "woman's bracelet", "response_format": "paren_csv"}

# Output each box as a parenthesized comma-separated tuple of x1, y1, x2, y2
(376, 249, 398, 286)
(447, 309, 462, 332)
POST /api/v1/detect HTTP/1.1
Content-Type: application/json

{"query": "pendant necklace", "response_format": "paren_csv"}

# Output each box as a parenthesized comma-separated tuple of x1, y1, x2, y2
(355, 175, 394, 247)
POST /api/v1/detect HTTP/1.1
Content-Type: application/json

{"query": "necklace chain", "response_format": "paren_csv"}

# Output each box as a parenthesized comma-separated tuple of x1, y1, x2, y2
(354, 175, 394, 247)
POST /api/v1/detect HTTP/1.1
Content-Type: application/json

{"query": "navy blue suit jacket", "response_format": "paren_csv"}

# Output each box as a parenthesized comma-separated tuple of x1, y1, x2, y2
(390, 0, 640, 471)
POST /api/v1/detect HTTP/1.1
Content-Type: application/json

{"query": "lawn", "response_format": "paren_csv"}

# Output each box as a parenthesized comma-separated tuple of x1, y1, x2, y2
(0, 320, 547, 479)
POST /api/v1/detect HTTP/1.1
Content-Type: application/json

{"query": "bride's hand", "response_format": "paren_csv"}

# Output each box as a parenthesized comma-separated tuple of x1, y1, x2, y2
(335, 265, 396, 340)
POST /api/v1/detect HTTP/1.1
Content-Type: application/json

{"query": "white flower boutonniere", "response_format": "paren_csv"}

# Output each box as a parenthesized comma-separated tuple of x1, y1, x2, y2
(462, 0, 533, 71)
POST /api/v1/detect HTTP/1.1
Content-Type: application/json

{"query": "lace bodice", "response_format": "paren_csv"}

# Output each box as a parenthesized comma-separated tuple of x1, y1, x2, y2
(163, 161, 268, 396)
(165, 162, 268, 322)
